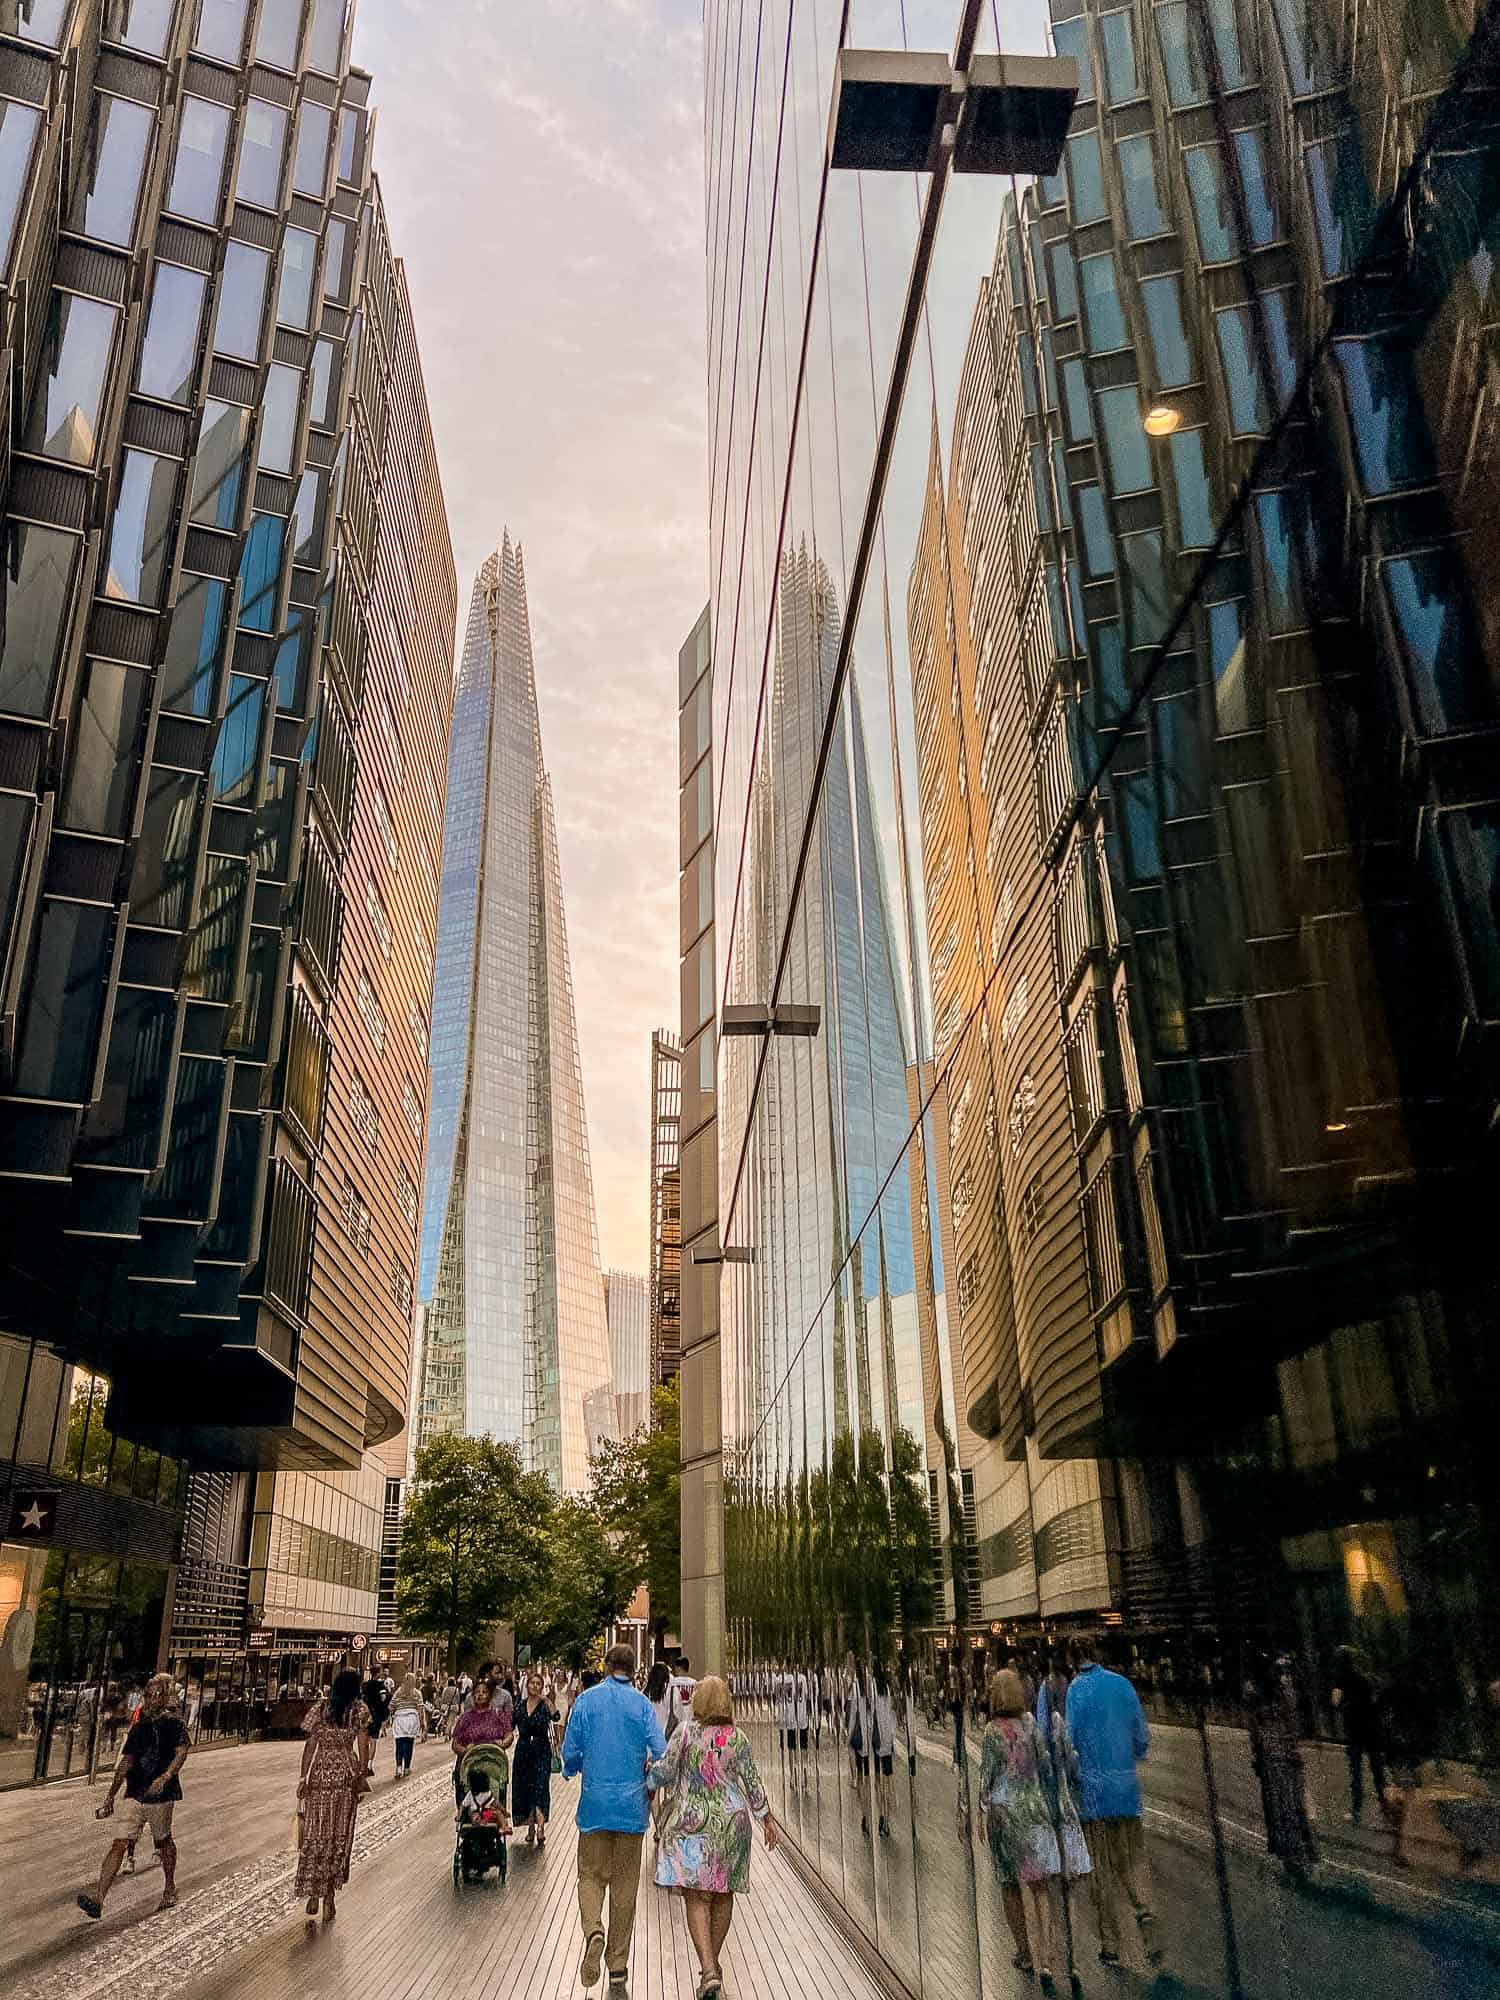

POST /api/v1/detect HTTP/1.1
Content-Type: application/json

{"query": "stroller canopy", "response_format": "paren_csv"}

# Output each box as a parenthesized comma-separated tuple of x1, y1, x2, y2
(457, 1742, 509, 1797)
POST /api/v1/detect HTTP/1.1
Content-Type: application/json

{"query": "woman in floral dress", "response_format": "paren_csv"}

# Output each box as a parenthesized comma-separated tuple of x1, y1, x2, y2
(296, 1670, 371, 1921)
(649, 1676, 777, 2000)
(981, 1669, 1090, 1989)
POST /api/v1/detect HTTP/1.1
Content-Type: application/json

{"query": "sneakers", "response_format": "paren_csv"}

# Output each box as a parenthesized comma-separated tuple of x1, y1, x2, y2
(579, 1927, 606, 1988)
(608, 1977, 629, 1999)
(76, 1894, 103, 1921)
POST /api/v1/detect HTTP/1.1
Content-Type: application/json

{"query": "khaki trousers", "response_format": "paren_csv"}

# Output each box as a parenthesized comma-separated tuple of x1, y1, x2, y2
(1084, 1815, 1153, 1957)
(577, 1830, 645, 1977)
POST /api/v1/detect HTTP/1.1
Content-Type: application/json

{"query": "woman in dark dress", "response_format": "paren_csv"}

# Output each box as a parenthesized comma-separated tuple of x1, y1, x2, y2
(511, 1670, 559, 1847)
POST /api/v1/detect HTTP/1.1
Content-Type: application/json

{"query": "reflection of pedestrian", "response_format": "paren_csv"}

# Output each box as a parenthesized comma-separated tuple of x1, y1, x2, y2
(1066, 1642, 1161, 1971)
(296, 1670, 371, 1921)
(1246, 1662, 1317, 1885)
(562, 1644, 665, 1992)
(78, 1673, 189, 1920)
(1331, 1648, 1387, 1826)
(981, 1670, 1089, 1987)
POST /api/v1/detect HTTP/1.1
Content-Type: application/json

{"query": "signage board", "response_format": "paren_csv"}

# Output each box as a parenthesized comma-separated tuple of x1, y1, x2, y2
(7, 1489, 60, 1540)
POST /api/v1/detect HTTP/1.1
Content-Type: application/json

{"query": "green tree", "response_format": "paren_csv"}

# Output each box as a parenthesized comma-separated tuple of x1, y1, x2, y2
(591, 1378, 682, 1639)
(396, 1434, 552, 1669)
(513, 1498, 637, 1669)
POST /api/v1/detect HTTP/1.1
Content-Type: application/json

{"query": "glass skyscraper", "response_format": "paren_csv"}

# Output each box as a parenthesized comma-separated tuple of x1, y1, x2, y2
(417, 535, 613, 1493)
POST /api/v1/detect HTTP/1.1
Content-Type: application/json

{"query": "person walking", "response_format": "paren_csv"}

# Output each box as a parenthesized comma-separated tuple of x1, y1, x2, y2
(645, 1660, 679, 1740)
(390, 1674, 426, 1779)
(562, 1642, 666, 1995)
(1246, 1658, 1318, 1886)
(77, 1673, 189, 1920)
(295, 1669, 371, 1921)
(649, 1676, 776, 2000)
(981, 1668, 1090, 1988)
(438, 1675, 460, 1737)
(361, 1669, 391, 1774)
(513, 1669, 560, 1847)
(1065, 1641, 1160, 1971)
(450, 1676, 516, 1808)
(1331, 1646, 1387, 1827)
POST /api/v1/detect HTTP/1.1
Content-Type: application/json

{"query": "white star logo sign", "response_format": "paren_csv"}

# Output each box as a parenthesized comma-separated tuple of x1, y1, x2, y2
(19, 1501, 46, 1532)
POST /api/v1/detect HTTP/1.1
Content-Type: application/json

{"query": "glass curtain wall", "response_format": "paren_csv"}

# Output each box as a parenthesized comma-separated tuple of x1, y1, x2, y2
(707, 1, 1500, 1995)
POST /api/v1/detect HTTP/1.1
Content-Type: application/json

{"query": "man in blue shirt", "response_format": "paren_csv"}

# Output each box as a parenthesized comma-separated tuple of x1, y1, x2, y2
(562, 1643, 666, 1993)
(1065, 1640, 1162, 1970)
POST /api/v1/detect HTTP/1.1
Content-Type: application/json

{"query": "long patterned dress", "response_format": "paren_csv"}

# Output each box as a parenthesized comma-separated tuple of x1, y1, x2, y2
(649, 1720, 770, 1894)
(981, 1713, 1079, 1886)
(296, 1698, 370, 1898)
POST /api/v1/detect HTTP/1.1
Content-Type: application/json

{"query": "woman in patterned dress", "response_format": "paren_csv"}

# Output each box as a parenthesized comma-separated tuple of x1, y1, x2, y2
(296, 1670, 371, 1921)
(649, 1676, 777, 2000)
(981, 1668, 1090, 1990)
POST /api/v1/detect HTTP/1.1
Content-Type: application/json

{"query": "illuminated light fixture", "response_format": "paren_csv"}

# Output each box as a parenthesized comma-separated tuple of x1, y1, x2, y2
(1325, 1120, 1350, 1133)
(1143, 404, 1182, 436)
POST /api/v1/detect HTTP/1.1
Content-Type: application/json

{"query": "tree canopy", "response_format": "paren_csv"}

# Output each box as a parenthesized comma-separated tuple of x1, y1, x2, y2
(512, 1497, 638, 1669)
(396, 1434, 553, 1668)
(590, 1378, 681, 1638)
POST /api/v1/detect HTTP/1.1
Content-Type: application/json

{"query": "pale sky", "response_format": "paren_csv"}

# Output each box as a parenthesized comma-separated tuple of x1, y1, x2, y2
(353, 0, 707, 1275)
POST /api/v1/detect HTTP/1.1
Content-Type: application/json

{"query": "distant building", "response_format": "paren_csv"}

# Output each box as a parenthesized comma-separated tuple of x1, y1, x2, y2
(604, 1271, 651, 1439)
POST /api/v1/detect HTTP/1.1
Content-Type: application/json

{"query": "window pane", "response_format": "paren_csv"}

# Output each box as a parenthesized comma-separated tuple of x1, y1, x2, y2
(292, 99, 331, 196)
(211, 674, 265, 806)
(1078, 486, 1115, 577)
(61, 660, 146, 834)
(167, 96, 230, 224)
(1155, 1, 1206, 104)
(253, 0, 300, 67)
(1061, 356, 1092, 441)
(68, 94, 151, 246)
(0, 521, 77, 718)
(1382, 548, 1486, 734)
(1234, 129, 1278, 246)
(1118, 133, 1164, 237)
(291, 465, 324, 566)
(274, 604, 314, 709)
(129, 769, 200, 927)
(184, 854, 248, 1000)
(0, 0, 68, 47)
(103, 0, 173, 55)
(308, 337, 338, 427)
(213, 239, 269, 359)
(15, 901, 113, 1100)
(237, 513, 283, 630)
(276, 228, 317, 328)
(0, 97, 40, 274)
(1252, 490, 1308, 632)
(307, 0, 345, 72)
(1139, 274, 1193, 389)
(161, 573, 228, 715)
(24, 291, 117, 464)
(1079, 251, 1126, 351)
(1099, 8, 1139, 102)
(1216, 305, 1267, 433)
(1169, 429, 1215, 547)
(1051, 16, 1093, 102)
(257, 362, 300, 473)
(235, 98, 286, 208)
(1066, 129, 1106, 224)
(1122, 530, 1169, 643)
(138, 260, 207, 403)
(190, 399, 250, 529)
(104, 450, 177, 606)
(1097, 385, 1153, 494)
(1307, 130, 1371, 279)
(1210, 599, 1250, 733)
(1332, 339, 1435, 496)
(337, 105, 358, 181)
(1184, 145, 1232, 261)
(322, 215, 348, 299)
(194, 0, 247, 61)
(1048, 241, 1078, 320)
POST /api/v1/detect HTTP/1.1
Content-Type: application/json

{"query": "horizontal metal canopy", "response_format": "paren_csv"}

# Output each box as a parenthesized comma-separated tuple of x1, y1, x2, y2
(829, 48, 1078, 178)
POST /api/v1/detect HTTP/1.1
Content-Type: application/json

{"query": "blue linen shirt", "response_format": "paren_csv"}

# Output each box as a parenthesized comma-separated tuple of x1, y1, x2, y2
(1064, 1662, 1150, 1821)
(561, 1674, 667, 1834)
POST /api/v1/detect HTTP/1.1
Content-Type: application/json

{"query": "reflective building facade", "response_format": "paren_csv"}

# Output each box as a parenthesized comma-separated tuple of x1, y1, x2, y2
(417, 537, 614, 1493)
(706, 1, 1500, 1992)
(605, 1268, 651, 1440)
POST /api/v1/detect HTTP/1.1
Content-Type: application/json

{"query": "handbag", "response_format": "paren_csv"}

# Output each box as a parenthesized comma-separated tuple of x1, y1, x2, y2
(550, 1750, 563, 1774)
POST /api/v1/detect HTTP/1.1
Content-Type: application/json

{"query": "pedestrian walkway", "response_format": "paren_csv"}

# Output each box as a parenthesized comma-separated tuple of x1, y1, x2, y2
(173, 1771, 887, 2000)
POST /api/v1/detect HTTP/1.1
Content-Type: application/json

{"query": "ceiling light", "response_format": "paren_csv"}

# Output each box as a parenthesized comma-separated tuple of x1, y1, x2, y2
(1325, 1120, 1349, 1133)
(1143, 404, 1181, 437)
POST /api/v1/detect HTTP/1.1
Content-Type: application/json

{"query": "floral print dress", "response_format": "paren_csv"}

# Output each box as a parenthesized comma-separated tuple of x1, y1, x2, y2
(980, 1712, 1091, 1886)
(649, 1720, 770, 1893)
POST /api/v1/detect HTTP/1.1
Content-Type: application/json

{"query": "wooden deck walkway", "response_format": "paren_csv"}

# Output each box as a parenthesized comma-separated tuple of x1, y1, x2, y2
(178, 1776, 891, 2000)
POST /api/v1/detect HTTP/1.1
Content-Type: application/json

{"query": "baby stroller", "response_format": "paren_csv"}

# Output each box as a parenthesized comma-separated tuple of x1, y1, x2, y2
(453, 1743, 510, 1885)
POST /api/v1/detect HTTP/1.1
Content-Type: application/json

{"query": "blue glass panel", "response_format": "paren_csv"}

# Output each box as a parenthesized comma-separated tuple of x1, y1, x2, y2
(1332, 339, 1435, 494)
(1169, 430, 1215, 547)
(211, 673, 265, 806)
(1044, 564, 1070, 657)
(1040, 330, 1059, 412)
(1049, 241, 1079, 320)
(1099, 8, 1139, 102)
(1092, 621, 1128, 721)
(1030, 445, 1054, 532)
(1097, 386, 1153, 494)
(1216, 307, 1267, 432)
(1123, 530, 1169, 642)
(237, 512, 283, 631)
(1209, 599, 1250, 731)
(1306, 129, 1372, 278)
(1051, 440, 1073, 527)
(1383, 549, 1487, 734)
(162, 574, 227, 716)
(1062, 357, 1093, 441)
(1209, 0, 1250, 86)
(1018, 333, 1038, 416)
(1051, 16, 1094, 102)
(1234, 129, 1278, 246)
(1118, 133, 1165, 237)
(1185, 146, 1233, 261)
(1079, 486, 1115, 577)
(1252, 491, 1307, 632)
(1079, 252, 1126, 351)
(1066, 129, 1107, 224)
(1140, 275, 1194, 388)
(1155, 2, 1206, 105)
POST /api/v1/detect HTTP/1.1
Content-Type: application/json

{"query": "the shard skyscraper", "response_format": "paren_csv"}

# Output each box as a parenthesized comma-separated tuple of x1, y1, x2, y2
(417, 536, 613, 1492)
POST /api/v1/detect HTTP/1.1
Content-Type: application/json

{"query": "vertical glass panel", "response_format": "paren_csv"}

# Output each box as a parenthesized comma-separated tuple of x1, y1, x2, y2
(193, 0, 247, 61)
(1271, 0, 1340, 94)
(1235, 128, 1278, 245)
(68, 94, 152, 246)
(252, 0, 300, 68)
(1155, 1, 1206, 103)
(1031, 444, 1055, 531)
(190, 400, 250, 529)
(1017, 333, 1038, 416)
(62, 660, 146, 833)
(0, 0, 69, 46)
(102, 0, 173, 54)
(276, 227, 317, 328)
(1099, 7, 1139, 101)
(322, 215, 348, 299)
(1252, 489, 1308, 632)
(1209, 597, 1249, 732)
(1122, 528, 1169, 642)
(235, 97, 286, 208)
(1051, 15, 1093, 101)
(1140, 273, 1194, 388)
(236, 513, 283, 630)
(291, 98, 331, 195)
(212, 239, 270, 360)
(1048, 240, 1078, 319)
(23, 292, 117, 464)
(130, 768, 200, 926)
(167, 96, 230, 224)
(1092, 618, 1128, 718)
(308, 336, 338, 427)
(1306, 129, 1371, 279)
(254, 758, 295, 876)
(0, 97, 40, 274)
(307, 0, 344, 72)
(1332, 339, 1435, 495)
(1169, 428, 1215, 547)
(1097, 385, 1153, 493)
(291, 465, 324, 565)
(15, 901, 112, 1100)
(1079, 484, 1115, 576)
(1118, 132, 1165, 236)
(211, 674, 264, 805)
(1184, 144, 1233, 260)
(137, 260, 207, 403)
(257, 362, 300, 473)
(1079, 251, 1126, 351)
(1262, 288, 1299, 408)
(184, 854, 248, 1000)
(1209, 0, 1249, 85)
(274, 604, 314, 709)
(1216, 305, 1266, 432)
(1065, 129, 1106, 224)
(1382, 548, 1484, 734)
(1061, 355, 1093, 441)
(103, 450, 177, 605)
(161, 573, 228, 715)
(0, 521, 78, 717)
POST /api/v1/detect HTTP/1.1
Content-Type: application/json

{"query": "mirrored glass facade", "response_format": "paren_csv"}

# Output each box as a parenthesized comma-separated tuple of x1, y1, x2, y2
(702, 2, 1500, 1992)
(417, 538, 615, 1494)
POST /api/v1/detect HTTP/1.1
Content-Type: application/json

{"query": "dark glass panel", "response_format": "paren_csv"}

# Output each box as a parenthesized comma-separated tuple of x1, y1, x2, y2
(210, 674, 264, 805)
(273, 604, 314, 709)
(161, 573, 228, 716)
(183, 852, 247, 1000)
(14, 900, 113, 1100)
(61, 659, 146, 833)
(129, 768, 200, 927)
(78, 986, 174, 1166)
(190, 399, 251, 529)
(0, 520, 78, 718)
(144, 1054, 224, 1220)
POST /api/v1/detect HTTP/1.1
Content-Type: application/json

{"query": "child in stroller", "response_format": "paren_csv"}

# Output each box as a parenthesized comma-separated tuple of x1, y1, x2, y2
(454, 1743, 511, 1884)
